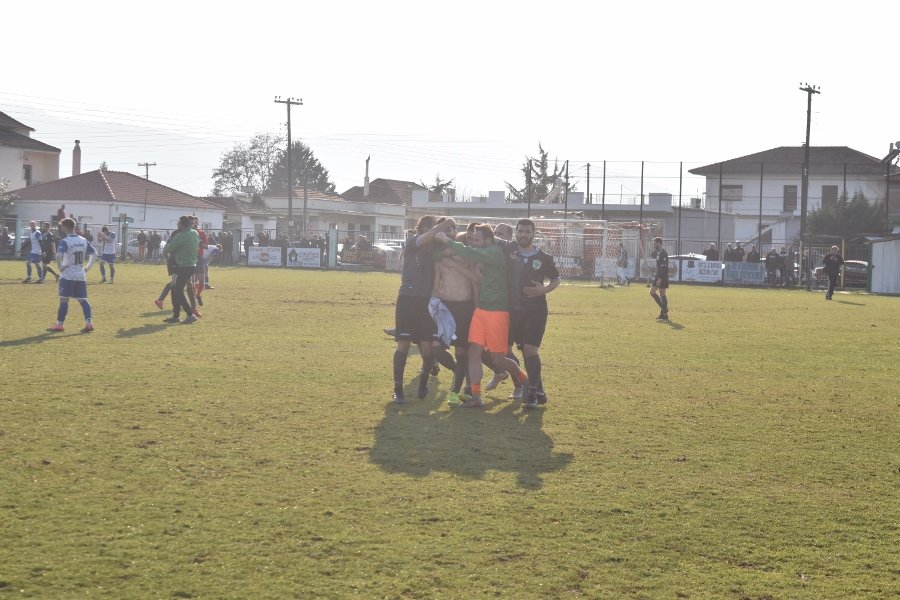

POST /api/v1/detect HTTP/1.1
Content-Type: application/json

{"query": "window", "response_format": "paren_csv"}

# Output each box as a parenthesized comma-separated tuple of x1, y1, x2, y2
(821, 185, 838, 209)
(721, 185, 743, 202)
(23, 165, 32, 187)
(783, 185, 797, 212)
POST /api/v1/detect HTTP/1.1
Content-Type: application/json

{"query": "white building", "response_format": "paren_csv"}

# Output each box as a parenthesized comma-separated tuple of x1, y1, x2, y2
(9, 169, 224, 237)
(0, 110, 60, 189)
(689, 146, 900, 246)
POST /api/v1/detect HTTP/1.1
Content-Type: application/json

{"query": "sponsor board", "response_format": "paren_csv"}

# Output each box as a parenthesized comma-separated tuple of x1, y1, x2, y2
(285, 247, 322, 268)
(724, 262, 766, 284)
(248, 246, 284, 267)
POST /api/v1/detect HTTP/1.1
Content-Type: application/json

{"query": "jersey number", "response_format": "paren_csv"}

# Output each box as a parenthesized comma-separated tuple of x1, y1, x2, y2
(73, 251, 84, 265)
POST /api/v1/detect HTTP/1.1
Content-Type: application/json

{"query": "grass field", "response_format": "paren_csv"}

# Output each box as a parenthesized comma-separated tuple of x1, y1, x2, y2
(1, 260, 898, 599)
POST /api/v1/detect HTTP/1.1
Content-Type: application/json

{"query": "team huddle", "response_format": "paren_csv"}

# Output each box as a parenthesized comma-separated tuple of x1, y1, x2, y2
(391, 216, 560, 409)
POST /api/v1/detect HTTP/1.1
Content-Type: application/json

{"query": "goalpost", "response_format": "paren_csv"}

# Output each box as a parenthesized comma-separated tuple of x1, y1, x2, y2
(448, 216, 645, 286)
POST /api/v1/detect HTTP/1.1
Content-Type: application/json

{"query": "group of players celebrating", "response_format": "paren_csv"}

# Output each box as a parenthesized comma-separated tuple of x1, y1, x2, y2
(391, 216, 561, 409)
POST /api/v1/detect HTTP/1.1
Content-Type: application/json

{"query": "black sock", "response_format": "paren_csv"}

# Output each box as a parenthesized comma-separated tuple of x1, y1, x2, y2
(393, 350, 407, 392)
(524, 355, 542, 392)
(651, 292, 663, 308)
(505, 351, 520, 367)
(661, 296, 668, 312)
(436, 348, 456, 371)
(159, 282, 172, 300)
(452, 356, 467, 393)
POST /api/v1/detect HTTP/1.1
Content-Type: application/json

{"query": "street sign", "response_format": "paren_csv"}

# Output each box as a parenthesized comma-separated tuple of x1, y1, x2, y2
(111, 216, 134, 223)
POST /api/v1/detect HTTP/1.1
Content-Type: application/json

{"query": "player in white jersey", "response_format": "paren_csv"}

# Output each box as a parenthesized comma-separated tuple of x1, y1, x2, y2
(47, 218, 98, 333)
(22, 221, 45, 283)
(194, 243, 221, 302)
(97, 225, 117, 284)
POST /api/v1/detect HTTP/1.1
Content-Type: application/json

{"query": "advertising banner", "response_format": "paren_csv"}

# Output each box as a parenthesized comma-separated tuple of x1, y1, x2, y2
(248, 246, 284, 267)
(678, 259, 723, 283)
(285, 247, 322, 268)
(724, 262, 766, 285)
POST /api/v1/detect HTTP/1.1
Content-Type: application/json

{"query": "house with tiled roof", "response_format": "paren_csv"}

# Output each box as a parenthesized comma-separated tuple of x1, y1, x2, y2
(689, 146, 900, 245)
(204, 194, 278, 235)
(0, 110, 61, 189)
(342, 178, 442, 206)
(263, 186, 406, 240)
(10, 170, 224, 235)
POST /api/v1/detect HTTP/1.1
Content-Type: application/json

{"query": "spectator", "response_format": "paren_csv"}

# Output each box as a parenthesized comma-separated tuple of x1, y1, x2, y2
(705, 243, 719, 261)
(137, 230, 147, 260)
(734, 242, 745, 262)
(784, 246, 797, 286)
(244, 233, 254, 264)
(723, 243, 734, 261)
(764, 248, 779, 285)
(0, 227, 9, 254)
(746, 244, 760, 263)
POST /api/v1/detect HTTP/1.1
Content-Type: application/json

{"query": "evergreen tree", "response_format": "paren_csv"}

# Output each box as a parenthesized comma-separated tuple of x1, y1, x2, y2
(808, 191, 884, 240)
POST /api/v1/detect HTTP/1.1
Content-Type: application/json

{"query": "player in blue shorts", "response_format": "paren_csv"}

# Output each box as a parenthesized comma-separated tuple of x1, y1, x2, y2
(47, 218, 97, 333)
(97, 225, 117, 284)
(22, 221, 44, 283)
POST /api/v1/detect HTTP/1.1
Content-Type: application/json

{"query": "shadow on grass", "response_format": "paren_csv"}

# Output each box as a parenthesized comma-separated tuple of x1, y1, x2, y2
(370, 381, 573, 490)
(659, 319, 685, 330)
(115, 323, 172, 338)
(0, 332, 62, 347)
(836, 300, 866, 306)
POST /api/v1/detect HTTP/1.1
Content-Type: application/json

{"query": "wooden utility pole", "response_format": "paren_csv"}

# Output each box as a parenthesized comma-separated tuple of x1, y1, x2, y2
(138, 162, 156, 220)
(274, 96, 302, 238)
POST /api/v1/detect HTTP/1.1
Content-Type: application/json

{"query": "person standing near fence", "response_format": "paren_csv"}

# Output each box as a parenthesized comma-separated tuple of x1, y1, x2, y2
(616, 241, 630, 286)
(822, 245, 844, 300)
(649, 237, 669, 320)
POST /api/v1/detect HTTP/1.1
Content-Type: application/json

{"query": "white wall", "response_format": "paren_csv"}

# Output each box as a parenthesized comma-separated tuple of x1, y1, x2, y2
(24, 151, 59, 186)
(870, 238, 900, 294)
(12, 199, 224, 232)
(0, 147, 25, 189)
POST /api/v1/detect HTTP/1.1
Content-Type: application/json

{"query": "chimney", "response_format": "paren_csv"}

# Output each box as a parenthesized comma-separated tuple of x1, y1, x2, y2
(72, 140, 81, 176)
(364, 155, 370, 199)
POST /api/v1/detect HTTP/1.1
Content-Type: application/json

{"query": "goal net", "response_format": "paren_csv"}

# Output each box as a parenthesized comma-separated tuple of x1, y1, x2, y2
(448, 216, 654, 286)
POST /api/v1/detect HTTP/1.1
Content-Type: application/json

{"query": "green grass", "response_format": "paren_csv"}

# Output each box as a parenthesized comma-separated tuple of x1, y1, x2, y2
(1, 260, 898, 599)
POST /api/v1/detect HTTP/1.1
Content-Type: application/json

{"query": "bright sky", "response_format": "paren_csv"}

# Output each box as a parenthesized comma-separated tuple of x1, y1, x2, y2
(4, 0, 897, 201)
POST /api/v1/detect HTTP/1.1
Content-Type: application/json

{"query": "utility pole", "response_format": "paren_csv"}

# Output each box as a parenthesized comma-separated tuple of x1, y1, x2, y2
(563, 160, 569, 220)
(586, 163, 591, 206)
(526, 159, 533, 218)
(274, 96, 303, 239)
(138, 162, 156, 221)
(799, 83, 820, 289)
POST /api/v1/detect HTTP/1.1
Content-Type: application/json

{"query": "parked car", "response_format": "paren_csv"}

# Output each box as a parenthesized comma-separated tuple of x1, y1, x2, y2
(813, 259, 868, 288)
(124, 238, 165, 260)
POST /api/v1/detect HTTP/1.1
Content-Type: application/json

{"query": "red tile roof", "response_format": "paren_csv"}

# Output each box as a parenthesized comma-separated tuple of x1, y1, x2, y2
(342, 178, 442, 204)
(11, 170, 220, 210)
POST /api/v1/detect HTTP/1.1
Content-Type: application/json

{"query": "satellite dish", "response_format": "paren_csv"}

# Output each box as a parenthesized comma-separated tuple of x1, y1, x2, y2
(895, 141, 900, 149)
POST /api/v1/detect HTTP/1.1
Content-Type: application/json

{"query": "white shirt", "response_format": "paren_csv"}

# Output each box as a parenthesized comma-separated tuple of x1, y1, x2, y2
(57, 234, 97, 281)
(98, 231, 117, 255)
(28, 229, 43, 254)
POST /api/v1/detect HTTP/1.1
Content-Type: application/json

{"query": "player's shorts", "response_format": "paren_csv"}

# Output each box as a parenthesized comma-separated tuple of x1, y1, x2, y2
(443, 300, 474, 347)
(395, 294, 436, 342)
(59, 279, 88, 300)
(509, 308, 548, 348)
(101, 254, 116, 263)
(653, 274, 669, 289)
(27, 252, 42, 263)
(41, 255, 53, 265)
(468, 308, 510, 354)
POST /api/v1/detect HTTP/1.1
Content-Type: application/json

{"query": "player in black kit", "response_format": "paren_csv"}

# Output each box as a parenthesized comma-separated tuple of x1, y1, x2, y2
(506, 219, 560, 408)
(649, 236, 669, 320)
(391, 215, 457, 403)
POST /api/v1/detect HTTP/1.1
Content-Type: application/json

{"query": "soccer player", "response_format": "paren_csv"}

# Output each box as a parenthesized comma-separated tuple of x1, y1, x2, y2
(822, 245, 844, 300)
(162, 216, 200, 324)
(507, 219, 560, 408)
(37, 222, 60, 283)
(46, 218, 97, 333)
(436, 224, 529, 408)
(431, 229, 480, 406)
(97, 225, 117, 283)
(649, 236, 669, 320)
(22, 221, 44, 283)
(391, 215, 456, 403)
